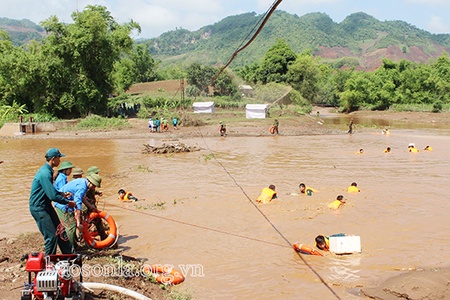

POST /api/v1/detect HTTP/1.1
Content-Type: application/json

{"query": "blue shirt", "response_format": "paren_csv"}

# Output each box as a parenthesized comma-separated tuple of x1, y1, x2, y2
(54, 178, 89, 212)
(54, 172, 68, 192)
(29, 163, 69, 212)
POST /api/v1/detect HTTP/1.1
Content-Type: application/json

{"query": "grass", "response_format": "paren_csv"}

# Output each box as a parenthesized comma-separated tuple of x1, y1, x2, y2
(70, 115, 132, 130)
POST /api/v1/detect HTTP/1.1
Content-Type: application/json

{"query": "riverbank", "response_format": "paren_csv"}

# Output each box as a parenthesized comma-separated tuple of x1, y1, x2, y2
(3, 109, 449, 140)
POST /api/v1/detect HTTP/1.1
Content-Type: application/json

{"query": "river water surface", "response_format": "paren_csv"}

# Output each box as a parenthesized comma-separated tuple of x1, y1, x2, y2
(1, 120, 449, 299)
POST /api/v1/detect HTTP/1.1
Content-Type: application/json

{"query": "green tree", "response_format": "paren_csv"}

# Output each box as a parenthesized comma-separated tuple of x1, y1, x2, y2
(186, 62, 215, 95)
(286, 52, 321, 102)
(213, 69, 238, 96)
(39, 5, 140, 117)
(255, 39, 297, 84)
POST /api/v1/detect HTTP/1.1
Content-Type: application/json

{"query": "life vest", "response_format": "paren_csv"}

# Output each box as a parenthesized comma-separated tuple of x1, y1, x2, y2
(119, 192, 134, 201)
(409, 147, 419, 153)
(314, 235, 330, 251)
(301, 186, 318, 194)
(347, 186, 360, 193)
(256, 188, 276, 204)
(328, 200, 342, 209)
(424, 146, 433, 151)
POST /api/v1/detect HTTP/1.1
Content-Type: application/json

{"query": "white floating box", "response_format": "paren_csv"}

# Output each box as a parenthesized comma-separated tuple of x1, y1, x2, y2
(329, 235, 361, 254)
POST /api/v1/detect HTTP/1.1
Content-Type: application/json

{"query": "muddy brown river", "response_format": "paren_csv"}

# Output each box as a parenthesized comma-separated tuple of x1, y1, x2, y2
(1, 121, 449, 299)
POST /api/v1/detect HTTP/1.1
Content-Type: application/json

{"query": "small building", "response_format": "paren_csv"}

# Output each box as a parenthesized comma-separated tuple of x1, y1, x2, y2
(239, 85, 254, 97)
(245, 104, 270, 119)
(193, 101, 215, 113)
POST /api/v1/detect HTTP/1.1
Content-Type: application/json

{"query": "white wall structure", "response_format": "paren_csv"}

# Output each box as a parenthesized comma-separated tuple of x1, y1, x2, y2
(193, 102, 215, 113)
(245, 104, 269, 119)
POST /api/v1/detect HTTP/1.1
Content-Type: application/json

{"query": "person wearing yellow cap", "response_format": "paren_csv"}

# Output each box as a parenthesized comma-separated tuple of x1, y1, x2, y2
(29, 148, 76, 255)
(55, 173, 102, 250)
(54, 161, 74, 192)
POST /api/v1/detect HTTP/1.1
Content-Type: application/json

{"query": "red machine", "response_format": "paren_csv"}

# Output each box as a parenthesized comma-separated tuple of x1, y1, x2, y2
(20, 252, 84, 300)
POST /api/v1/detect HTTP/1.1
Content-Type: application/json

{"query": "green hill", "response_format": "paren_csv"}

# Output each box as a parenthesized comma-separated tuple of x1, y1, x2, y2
(0, 17, 45, 45)
(2, 11, 449, 70)
(143, 10, 450, 70)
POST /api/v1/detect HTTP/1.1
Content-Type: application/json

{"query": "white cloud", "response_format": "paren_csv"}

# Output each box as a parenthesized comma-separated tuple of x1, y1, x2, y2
(427, 16, 450, 34)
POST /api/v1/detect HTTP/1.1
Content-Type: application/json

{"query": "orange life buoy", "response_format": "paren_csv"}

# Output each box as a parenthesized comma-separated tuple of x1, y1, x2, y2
(82, 211, 118, 249)
(293, 243, 323, 256)
(269, 126, 275, 134)
(143, 265, 185, 285)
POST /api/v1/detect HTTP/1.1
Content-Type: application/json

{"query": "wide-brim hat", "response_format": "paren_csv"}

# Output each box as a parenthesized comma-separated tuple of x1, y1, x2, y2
(58, 161, 75, 171)
(86, 173, 102, 188)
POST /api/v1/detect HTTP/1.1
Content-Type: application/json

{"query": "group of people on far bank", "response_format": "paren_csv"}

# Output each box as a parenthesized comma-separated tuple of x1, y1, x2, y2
(148, 116, 178, 132)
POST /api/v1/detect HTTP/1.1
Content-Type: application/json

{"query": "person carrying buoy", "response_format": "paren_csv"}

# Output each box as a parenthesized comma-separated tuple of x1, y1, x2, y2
(256, 184, 277, 204)
(328, 195, 346, 209)
(84, 166, 107, 241)
(54, 172, 102, 250)
(219, 121, 227, 136)
(54, 161, 75, 192)
(118, 189, 138, 202)
(347, 182, 360, 193)
(271, 119, 279, 134)
(408, 143, 419, 153)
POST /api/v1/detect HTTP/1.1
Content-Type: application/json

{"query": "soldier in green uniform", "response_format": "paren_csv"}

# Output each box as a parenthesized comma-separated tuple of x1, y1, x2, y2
(29, 148, 76, 254)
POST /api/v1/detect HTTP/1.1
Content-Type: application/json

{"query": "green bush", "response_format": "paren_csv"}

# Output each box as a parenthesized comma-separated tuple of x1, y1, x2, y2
(73, 115, 131, 130)
(432, 101, 443, 113)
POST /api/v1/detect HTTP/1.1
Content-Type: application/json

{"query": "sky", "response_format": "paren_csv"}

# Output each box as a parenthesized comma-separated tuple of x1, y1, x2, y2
(1, 0, 450, 39)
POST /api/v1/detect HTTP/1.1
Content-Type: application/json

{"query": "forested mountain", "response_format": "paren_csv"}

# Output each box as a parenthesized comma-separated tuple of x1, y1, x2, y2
(2, 11, 450, 70)
(144, 11, 450, 70)
(0, 18, 45, 45)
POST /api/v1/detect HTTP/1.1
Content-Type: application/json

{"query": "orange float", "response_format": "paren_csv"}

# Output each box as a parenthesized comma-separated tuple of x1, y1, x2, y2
(82, 211, 118, 249)
(143, 265, 185, 285)
(269, 126, 275, 134)
(293, 243, 323, 256)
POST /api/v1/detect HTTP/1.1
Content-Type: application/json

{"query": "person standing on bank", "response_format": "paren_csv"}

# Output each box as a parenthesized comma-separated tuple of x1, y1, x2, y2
(29, 148, 76, 255)
(55, 173, 102, 250)
(272, 119, 279, 134)
(348, 118, 354, 134)
(54, 161, 74, 191)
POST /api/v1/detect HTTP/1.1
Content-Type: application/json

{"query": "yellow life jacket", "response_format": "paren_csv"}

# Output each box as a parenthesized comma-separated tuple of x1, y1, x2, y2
(424, 146, 433, 151)
(256, 188, 276, 204)
(119, 191, 134, 201)
(314, 235, 330, 251)
(409, 147, 419, 153)
(347, 186, 360, 193)
(328, 200, 342, 209)
(301, 186, 318, 194)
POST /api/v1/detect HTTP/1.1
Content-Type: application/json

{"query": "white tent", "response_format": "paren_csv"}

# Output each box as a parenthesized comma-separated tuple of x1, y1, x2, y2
(193, 102, 215, 113)
(246, 104, 269, 119)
